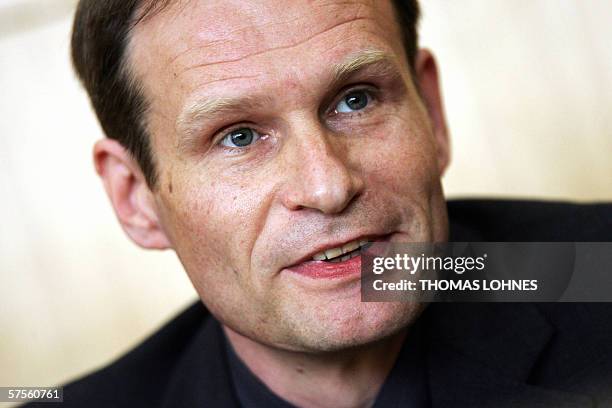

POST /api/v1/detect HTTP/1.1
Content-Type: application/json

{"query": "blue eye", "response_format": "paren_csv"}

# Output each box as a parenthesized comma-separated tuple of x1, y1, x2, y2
(335, 90, 371, 113)
(220, 127, 261, 148)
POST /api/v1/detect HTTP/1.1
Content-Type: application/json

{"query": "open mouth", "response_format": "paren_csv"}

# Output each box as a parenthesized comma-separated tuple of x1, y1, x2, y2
(311, 239, 374, 263)
(286, 235, 389, 281)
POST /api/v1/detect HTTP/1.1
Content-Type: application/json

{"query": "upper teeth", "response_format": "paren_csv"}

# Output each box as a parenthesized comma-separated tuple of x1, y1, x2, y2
(312, 239, 369, 261)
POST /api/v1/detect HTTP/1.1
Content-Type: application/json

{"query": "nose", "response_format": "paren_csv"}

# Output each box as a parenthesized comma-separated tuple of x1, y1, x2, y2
(279, 123, 364, 215)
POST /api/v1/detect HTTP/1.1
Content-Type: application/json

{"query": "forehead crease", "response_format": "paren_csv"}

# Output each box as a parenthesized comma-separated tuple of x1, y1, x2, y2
(167, 1, 372, 48)
(145, 1, 382, 72)
(165, 12, 305, 67)
(177, 15, 377, 75)
(129, 0, 398, 99)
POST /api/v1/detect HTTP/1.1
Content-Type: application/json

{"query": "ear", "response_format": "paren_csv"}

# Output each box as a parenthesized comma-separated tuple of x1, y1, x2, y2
(93, 139, 171, 249)
(415, 49, 451, 176)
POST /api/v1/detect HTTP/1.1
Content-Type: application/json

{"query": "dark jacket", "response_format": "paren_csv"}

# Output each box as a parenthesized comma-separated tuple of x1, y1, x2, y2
(26, 200, 612, 407)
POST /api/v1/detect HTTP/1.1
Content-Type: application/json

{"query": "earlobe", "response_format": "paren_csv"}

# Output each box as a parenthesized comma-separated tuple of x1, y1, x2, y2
(93, 139, 171, 250)
(415, 49, 451, 176)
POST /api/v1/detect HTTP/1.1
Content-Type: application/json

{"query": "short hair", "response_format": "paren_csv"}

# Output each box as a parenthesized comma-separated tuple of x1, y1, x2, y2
(71, 0, 420, 188)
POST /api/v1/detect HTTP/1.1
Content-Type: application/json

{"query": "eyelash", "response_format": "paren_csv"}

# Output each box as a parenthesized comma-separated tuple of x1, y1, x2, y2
(214, 124, 266, 153)
(329, 84, 379, 116)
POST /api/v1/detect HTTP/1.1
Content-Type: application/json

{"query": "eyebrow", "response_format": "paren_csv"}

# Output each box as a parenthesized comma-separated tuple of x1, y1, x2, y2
(330, 49, 399, 90)
(175, 49, 400, 154)
(176, 94, 272, 154)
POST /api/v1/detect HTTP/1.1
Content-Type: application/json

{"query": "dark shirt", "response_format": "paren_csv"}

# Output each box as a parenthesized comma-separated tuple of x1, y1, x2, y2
(225, 323, 430, 408)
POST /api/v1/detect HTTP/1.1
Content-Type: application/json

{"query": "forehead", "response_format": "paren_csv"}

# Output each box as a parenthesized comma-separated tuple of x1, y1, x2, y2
(131, 0, 401, 59)
(127, 0, 406, 137)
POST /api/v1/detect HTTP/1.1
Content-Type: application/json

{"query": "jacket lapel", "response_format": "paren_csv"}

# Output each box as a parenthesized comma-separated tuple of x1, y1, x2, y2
(424, 303, 594, 408)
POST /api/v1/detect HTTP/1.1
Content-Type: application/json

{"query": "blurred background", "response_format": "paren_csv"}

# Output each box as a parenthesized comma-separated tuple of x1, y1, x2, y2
(0, 0, 611, 404)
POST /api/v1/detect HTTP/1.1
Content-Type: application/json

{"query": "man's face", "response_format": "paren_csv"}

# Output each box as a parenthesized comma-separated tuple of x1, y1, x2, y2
(128, 0, 448, 351)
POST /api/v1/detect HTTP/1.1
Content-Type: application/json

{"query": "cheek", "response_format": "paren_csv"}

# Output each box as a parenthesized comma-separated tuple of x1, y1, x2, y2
(354, 112, 444, 241)
(161, 168, 275, 287)
(358, 113, 439, 194)
(159, 168, 284, 331)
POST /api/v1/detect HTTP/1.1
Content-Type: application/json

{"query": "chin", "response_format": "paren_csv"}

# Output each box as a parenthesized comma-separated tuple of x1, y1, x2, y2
(280, 301, 426, 353)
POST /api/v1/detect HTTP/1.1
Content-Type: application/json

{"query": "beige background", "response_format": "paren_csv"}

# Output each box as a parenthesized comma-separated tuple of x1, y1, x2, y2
(1, 0, 611, 403)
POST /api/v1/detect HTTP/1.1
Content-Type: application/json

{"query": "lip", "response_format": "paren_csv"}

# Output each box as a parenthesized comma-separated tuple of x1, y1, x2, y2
(284, 234, 391, 280)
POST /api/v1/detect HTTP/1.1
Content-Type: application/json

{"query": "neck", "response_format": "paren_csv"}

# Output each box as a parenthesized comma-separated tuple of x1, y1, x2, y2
(223, 327, 408, 408)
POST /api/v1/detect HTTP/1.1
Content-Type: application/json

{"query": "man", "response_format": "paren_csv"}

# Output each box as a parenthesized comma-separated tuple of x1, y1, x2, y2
(28, 0, 612, 407)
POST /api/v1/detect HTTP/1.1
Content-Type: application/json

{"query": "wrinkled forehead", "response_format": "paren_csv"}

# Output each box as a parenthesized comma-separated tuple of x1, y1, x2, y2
(131, 1, 401, 59)
(131, 1, 403, 77)
(126, 0, 406, 133)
